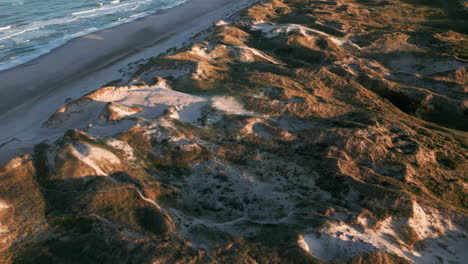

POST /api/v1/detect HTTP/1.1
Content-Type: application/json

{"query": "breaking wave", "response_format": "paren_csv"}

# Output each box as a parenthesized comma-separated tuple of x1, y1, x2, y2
(0, 0, 188, 71)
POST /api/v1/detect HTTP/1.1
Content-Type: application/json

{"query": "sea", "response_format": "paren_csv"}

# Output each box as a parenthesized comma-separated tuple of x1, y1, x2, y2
(0, 0, 187, 71)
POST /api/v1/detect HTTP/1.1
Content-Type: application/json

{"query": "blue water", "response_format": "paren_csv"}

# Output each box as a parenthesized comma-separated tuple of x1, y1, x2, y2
(0, 0, 187, 71)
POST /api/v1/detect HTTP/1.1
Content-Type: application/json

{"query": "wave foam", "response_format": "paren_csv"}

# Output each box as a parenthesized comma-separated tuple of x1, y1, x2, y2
(0, 25, 12, 31)
(0, 0, 188, 71)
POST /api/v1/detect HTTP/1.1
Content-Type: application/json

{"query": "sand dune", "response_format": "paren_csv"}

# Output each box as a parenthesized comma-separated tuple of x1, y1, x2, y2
(0, 0, 255, 164)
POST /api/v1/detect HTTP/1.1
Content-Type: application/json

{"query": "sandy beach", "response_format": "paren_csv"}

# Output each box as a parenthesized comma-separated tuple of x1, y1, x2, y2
(0, 0, 254, 164)
(0, 0, 253, 113)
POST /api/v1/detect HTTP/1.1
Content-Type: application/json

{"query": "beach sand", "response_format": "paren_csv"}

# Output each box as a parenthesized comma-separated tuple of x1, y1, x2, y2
(0, 0, 255, 164)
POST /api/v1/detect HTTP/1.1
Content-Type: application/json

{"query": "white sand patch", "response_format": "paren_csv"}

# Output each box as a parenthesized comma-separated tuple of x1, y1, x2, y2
(106, 103, 140, 120)
(43, 98, 109, 129)
(70, 142, 121, 176)
(105, 139, 136, 161)
(251, 21, 360, 49)
(303, 201, 468, 263)
(94, 85, 208, 123)
(408, 202, 454, 240)
(330, 37, 346, 46)
(251, 21, 280, 38)
(233, 46, 280, 64)
(0, 0, 257, 165)
(45, 84, 209, 132)
(189, 45, 212, 58)
(304, 218, 398, 261)
(211, 96, 255, 116)
(86, 120, 135, 138)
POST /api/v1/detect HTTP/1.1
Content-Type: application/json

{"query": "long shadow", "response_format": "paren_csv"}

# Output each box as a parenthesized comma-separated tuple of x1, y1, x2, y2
(25, 140, 171, 263)
(399, 0, 468, 34)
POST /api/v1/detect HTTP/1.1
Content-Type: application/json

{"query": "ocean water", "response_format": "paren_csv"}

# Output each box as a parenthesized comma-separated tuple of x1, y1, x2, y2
(0, 0, 187, 71)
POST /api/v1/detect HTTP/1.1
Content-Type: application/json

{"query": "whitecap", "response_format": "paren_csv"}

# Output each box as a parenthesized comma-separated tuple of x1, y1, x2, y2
(0, 0, 190, 71)
(15, 39, 30, 44)
(0, 16, 78, 42)
(0, 25, 12, 32)
(0, 27, 40, 41)
(30, 17, 79, 28)
(72, 2, 133, 16)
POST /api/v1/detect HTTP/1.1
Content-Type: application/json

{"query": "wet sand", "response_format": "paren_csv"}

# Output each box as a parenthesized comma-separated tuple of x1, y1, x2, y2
(0, 0, 254, 164)
(0, 0, 250, 114)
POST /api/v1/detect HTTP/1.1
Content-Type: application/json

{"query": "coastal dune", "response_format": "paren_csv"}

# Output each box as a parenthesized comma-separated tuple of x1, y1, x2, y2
(0, 0, 467, 262)
(0, 0, 252, 114)
(0, 0, 254, 163)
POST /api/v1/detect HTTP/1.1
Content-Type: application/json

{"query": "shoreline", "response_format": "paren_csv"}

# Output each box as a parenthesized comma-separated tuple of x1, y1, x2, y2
(0, 0, 251, 114)
(0, 3, 169, 73)
(0, 0, 255, 165)
(0, 0, 188, 72)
